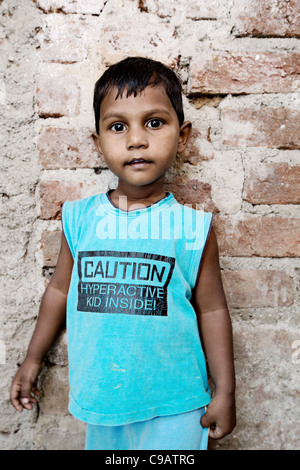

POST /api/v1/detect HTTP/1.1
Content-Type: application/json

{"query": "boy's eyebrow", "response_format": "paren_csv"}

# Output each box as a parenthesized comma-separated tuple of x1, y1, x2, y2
(102, 108, 172, 122)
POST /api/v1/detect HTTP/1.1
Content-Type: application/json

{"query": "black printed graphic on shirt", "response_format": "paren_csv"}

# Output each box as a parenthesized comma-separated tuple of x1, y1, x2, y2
(77, 251, 175, 316)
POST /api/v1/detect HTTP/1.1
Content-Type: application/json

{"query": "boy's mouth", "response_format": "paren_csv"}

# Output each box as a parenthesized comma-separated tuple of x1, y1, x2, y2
(126, 158, 153, 167)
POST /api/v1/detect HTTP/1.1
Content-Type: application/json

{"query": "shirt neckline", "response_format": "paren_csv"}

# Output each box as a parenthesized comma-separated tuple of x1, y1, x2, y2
(100, 190, 175, 218)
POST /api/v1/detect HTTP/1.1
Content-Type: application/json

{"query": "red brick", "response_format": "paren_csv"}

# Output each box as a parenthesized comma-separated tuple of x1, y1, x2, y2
(179, 126, 214, 164)
(36, 74, 80, 118)
(103, 21, 178, 64)
(34, 0, 106, 14)
(189, 52, 300, 94)
(222, 108, 300, 149)
(222, 270, 295, 308)
(41, 230, 61, 266)
(36, 15, 88, 63)
(39, 181, 96, 219)
(244, 163, 300, 205)
(38, 128, 105, 169)
(165, 177, 219, 213)
(214, 216, 300, 257)
(230, 325, 300, 450)
(233, 0, 300, 38)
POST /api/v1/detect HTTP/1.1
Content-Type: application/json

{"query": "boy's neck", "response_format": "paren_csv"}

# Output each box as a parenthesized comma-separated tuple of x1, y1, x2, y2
(110, 179, 168, 211)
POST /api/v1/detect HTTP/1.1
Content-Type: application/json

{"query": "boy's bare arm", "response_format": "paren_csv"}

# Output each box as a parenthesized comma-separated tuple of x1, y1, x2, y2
(192, 226, 236, 439)
(10, 233, 73, 412)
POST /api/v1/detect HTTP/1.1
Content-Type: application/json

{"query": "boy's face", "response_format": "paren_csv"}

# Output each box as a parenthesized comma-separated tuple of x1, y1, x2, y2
(94, 84, 191, 192)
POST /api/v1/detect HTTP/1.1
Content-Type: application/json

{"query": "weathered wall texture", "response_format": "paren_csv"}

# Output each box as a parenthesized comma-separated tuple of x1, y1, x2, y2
(0, 0, 299, 450)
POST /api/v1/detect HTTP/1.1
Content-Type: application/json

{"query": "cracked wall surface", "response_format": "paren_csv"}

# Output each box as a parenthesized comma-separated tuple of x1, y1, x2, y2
(0, 0, 299, 450)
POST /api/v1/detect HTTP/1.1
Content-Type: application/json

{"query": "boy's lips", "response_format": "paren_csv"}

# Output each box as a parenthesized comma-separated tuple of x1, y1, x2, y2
(125, 158, 153, 168)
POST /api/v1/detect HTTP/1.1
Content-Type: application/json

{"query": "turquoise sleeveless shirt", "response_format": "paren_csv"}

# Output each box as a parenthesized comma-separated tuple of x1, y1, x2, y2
(62, 191, 213, 425)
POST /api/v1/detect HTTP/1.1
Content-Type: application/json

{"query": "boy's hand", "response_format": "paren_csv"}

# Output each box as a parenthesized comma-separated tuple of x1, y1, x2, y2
(201, 392, 236, 439)
(10, 357, 44, 412)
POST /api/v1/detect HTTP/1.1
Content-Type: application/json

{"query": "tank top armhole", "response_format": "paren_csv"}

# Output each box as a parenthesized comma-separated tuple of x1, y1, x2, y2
(192, 212, 214, 289)
(61, 201, 75, 259)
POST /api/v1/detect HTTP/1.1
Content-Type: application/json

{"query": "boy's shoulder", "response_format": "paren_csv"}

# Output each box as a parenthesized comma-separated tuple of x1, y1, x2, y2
(62, 193, 103, 220)
(64, 194, 100, 206)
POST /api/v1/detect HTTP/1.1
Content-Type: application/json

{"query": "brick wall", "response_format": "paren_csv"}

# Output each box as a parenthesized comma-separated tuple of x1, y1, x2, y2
(1, 0, 299, 449)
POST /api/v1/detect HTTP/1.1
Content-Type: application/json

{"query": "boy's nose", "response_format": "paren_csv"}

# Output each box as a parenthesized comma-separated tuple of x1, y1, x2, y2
(126, 127, 149, 150)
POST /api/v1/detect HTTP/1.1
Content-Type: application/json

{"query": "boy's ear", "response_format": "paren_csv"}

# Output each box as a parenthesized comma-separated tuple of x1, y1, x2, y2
(92, 132, 105, 161)
(177, 121, 192, 153)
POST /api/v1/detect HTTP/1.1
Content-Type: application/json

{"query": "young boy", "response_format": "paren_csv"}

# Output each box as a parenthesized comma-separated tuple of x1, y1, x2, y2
(10, 57, 236, 450)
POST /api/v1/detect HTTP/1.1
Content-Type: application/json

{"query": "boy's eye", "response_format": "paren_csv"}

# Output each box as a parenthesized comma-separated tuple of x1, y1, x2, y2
(110, 123, 126, 132)
(147, 119, 163, 129)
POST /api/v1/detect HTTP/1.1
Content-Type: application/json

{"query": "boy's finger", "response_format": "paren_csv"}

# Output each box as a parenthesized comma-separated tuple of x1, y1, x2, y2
(29, 384, 41, 404)
(32, 384, 41, 397)
(208, 424, 225, 440)
(20, 380, 34, 409)
(10, 383, 23, 412)
(200, 411, 214, 429)
(20, 397, 33, 410)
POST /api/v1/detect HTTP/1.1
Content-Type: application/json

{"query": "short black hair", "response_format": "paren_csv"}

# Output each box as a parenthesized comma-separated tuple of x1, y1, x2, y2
(93, 56, 184, 135)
